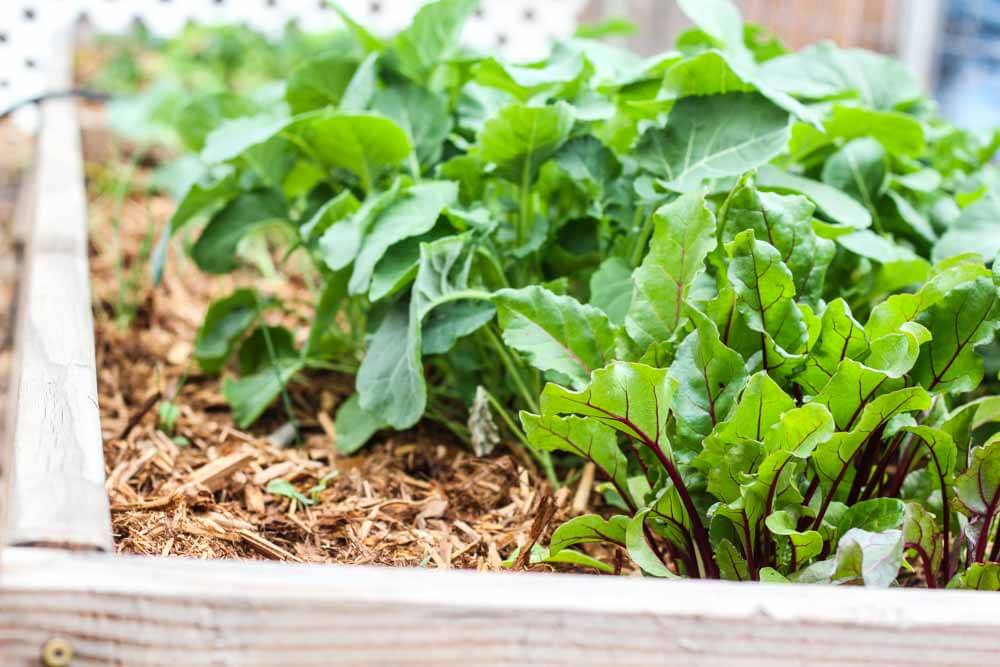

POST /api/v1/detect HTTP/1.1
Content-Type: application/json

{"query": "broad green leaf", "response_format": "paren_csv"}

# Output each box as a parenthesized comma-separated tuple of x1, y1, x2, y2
(913, 277, 1000, 394)
(328, 1, 386, 53)
(669, 307, 748, 448)
(903, 501, 941, 574)
(495, 286, 624, 388)
(357, 236, 489, 428)
(333, 394, 388, 454)
(766, 510, 823, 563)
(837, 498, 905, 541)
(866, 255, 992, 340)
(285, 53, 359, 114)
(475, 102, 575, 182)
(339, 53, 378, 112)
(796, 299, 869, 395)
(541, 362, 676, 454)
(948, 563, 1000, 591)
(373, 83, 453, 171)
(761, 402, 835, 457)
(626, 192, 717, 349)
(194, 289, 259, 373)
(589, 256, 632, 325)
(626, 509, 677, 577)
(722, 181, 835, 300)
(175, 92, 260, 151)
(300, 190, 361, 243)
(813, 359, 903, 430)
(521, 413, 629, 496)
(836, 229, 926, 269)
(166, 166, 239, 235)
(318, 180, 405, 272)
(635, 93, 790, 192)
(715, 538, 750, 581)
(831, 528, 903, 587)
(954, 440, 1000, 517)
(823, 105, 926, 156)
(677, 0, 749, 61)
(659, 49, 754, 98)
(759, 568, 790, 583)
(713, 371, 795, 443)
(201, 113, 292, 165)
(388, 0, 479, 84)
(422, 299, 496, 355)
(191, 190, 288, 274)
(348, 181, 458, 295)
(700, 435, 762, 504)
(726, 229, 808, 371)
(659, 49, 818, 125)
(305, 271, 350, 359)
(223, 356, 304, 428)
(813, 385, 932, 494)
(821, 138, 885, 218)
(933, 199, 1000, 263)
(554, 135, 621, 190)
(502, 544, 615, 573)
(865, 322, 930, 379)
(549, 514, 629, 554)
(894, 168, 942, 193)
(757, 42, 922, 110)
(355, 303, 419, 429)
(237, 326, 297, 376)
(756, 165, 871, 230)
(285, 112, 412, 191)
(473, 49, 589, 102)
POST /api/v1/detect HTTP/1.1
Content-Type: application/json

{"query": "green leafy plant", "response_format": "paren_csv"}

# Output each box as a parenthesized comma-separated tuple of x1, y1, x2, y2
(125, 0, 1000, 587)
(518, 186, 1000, 587)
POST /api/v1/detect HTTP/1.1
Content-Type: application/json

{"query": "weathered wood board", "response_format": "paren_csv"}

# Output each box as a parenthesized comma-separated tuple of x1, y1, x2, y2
(2, 546, 1000, 667)
(3, 28, 112, 550)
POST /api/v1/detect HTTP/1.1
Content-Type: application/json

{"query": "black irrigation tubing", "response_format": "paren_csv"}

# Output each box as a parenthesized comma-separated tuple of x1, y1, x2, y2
(0, 88, 112, 120)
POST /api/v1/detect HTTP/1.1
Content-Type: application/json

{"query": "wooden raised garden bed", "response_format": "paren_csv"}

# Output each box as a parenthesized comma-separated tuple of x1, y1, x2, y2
(4, 25, 1000, 667)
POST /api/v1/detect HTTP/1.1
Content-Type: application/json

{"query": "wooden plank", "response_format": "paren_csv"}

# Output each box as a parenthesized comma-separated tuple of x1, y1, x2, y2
(2, 546, 1000, 666)
(896, 0, 944, 88)
(3, 27, 112, 551)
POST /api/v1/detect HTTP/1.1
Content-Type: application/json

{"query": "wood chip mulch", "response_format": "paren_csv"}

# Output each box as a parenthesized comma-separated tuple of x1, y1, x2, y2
(84, 122, 605, 572)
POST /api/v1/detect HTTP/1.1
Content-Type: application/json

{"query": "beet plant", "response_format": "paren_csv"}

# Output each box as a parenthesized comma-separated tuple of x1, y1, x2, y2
(517, 185, 1000, 588)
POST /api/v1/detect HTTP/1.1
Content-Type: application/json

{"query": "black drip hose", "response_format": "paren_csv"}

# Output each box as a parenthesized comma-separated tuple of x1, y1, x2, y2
(0, 88, 112, 120)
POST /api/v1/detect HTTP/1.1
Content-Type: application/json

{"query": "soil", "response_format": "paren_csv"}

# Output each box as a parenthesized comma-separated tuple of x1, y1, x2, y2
(81, 108, 607, 572)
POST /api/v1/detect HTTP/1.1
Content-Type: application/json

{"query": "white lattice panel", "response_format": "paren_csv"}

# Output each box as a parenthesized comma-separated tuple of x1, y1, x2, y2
(0, 0, 588, 123)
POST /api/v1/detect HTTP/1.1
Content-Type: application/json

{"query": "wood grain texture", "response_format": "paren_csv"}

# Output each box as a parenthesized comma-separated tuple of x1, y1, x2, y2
(3, 29, 112, 550)
(2, 546, 1000, 666)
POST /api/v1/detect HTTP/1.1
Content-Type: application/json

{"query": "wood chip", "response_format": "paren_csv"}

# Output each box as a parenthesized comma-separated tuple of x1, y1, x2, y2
(177, 449, 255, 495)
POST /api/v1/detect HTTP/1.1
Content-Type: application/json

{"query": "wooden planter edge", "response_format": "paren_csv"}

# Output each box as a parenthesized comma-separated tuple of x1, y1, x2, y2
(3, 25, 1000, 667)
(3, 545, 1000, 666)
(3, 27, 112, 552)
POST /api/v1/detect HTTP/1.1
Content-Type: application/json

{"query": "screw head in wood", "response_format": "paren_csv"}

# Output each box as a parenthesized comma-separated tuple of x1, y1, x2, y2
(41, 637, 73, 666)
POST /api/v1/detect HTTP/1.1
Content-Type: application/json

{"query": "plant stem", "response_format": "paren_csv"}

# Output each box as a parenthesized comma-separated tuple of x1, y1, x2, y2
(518, 161, 534, 248)
(628, 205, 653, 268)
(906, 542, 938, 588)
(484, 390, 557, 486)
(253, 294, 299, 442)
(973, 490, 1000, 564)
(482, 326, 539, 414)
(645, 442, 718, 578)
(426, 405, 470, 441)
(989, 519, 1000, 563)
